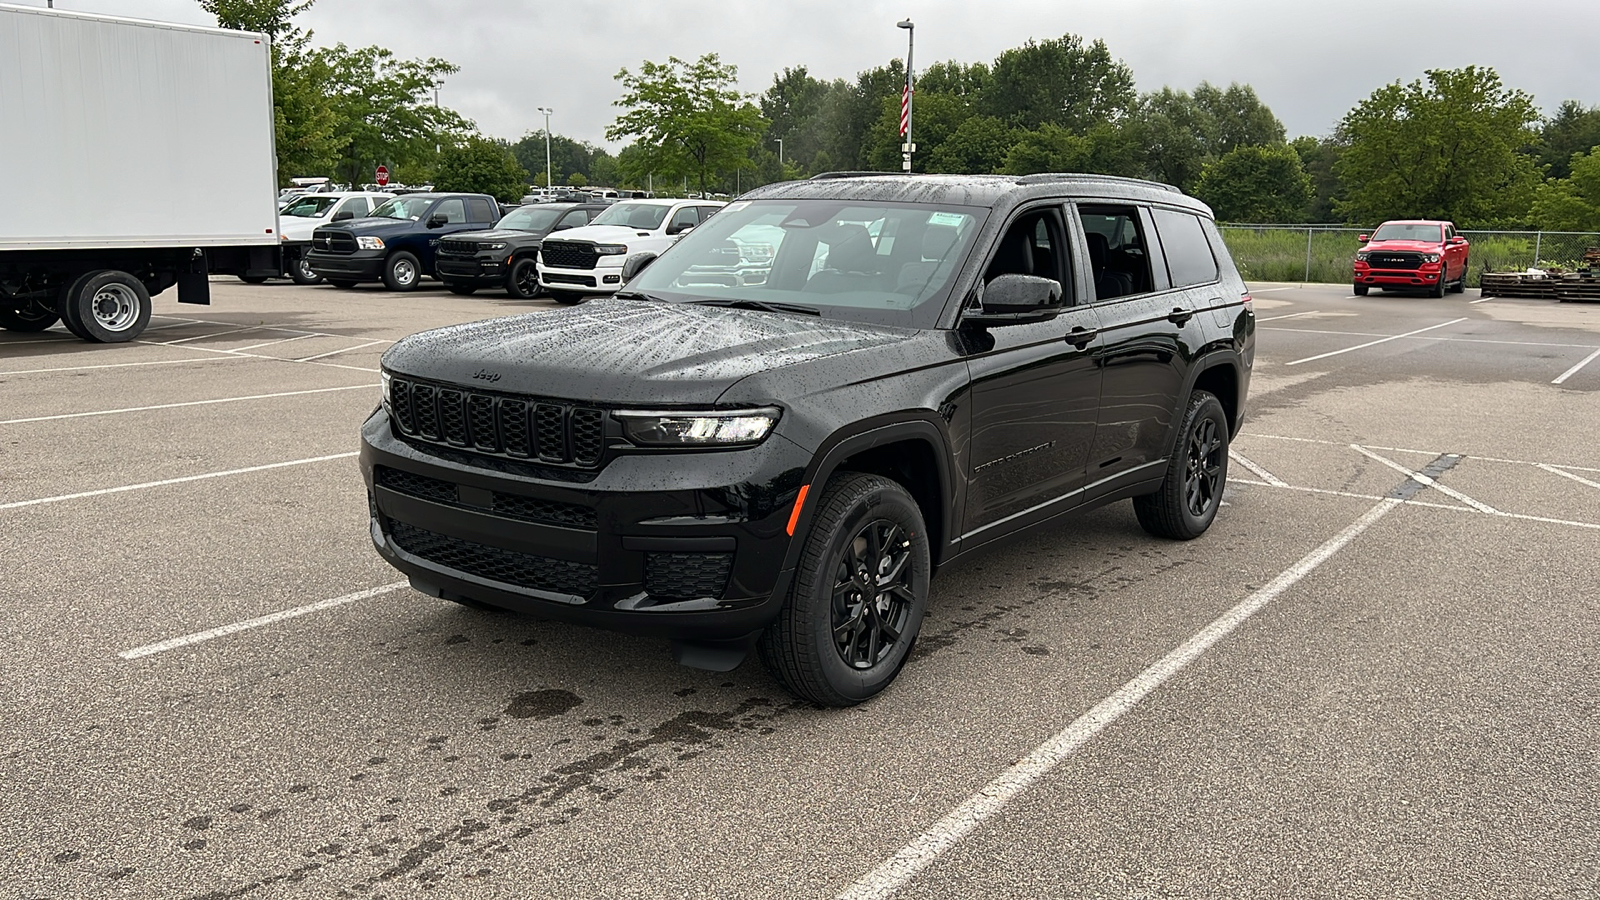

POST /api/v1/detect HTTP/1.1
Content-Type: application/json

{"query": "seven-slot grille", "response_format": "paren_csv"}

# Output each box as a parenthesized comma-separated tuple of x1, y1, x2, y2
(540, 240, 600, 270)
(1367, 251, 1424, 270)
(311, 230, 357, 253)
(437, 239, 479, 256)
(388, 375, 606, 466)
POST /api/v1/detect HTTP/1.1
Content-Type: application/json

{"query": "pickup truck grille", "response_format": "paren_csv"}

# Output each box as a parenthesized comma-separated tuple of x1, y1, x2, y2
(1367, 251, 1424, 270)
(311, 230, 357, 254)
(437, 239, 478, 256)
(388, 375, 606, 467)
(540, 240, 599, 270)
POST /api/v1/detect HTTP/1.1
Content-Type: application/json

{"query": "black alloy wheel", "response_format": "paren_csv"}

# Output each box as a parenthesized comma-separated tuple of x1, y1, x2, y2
(1431, 267, 1447, 298)
(506, 257, 540, 299)
(758, 472, 930, 706)
(1133, 390, 1229, 540)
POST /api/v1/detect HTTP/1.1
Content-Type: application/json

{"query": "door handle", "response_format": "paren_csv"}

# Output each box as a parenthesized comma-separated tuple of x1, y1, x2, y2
(1065, 326, 1098, 348)
(1166, 306, 1194, 326)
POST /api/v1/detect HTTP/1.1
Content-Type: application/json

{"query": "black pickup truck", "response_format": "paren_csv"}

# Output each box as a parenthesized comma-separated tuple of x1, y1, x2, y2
(305, 193, 500, 291)
(434, 202, 612, 299)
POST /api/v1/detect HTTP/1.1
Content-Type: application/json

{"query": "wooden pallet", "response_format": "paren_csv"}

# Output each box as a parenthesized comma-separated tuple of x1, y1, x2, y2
(1479, 272, 1600, 302)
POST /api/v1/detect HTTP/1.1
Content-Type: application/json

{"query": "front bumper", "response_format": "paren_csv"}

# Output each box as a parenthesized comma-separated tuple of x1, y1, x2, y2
(360, 409, 808, 640)
(436, 253, 511, 286)
(306, 249, 387, 281)
(1354, 264, 1444, 288)
(538, 261, 624, 294)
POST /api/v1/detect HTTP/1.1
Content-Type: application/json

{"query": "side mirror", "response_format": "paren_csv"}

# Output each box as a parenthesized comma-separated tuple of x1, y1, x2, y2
(964, 274, 1063, 325)
(1449, 236, 1466, 245)
(620, 252, 658, 282)
(667, 222, 695, 236)
(427, 213, 449, 228)
(1357, 233, 1370, 243)
(332, 210, 354, 221)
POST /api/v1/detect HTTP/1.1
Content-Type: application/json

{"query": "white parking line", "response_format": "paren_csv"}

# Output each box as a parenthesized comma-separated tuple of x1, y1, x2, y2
(135, 338, 381, 374)
(0, 355, 246, 377)
(1350, 444, 1501, 514)
(1245, 433, 1600, 474)
(1254, 311, 1313, 323)
(1284, 318, 1468, 366)
(119, 581, 409, 660)
(1537, 463, 1600, 491)
(158, 326, 262, 345)
(0, 452, 356, 511)
(1264, 326, 1600, 351)
(1552, 347, 1600, 385)
(1230, 478, 1600, 532)
(1469, 296, 1495, 304)
(837, 498, 1402, 900)
(297, 339, 387, 362)
(232, 333, 320, 352)
(0, 384, 374, 425)
(1228, 450, 1286, 486)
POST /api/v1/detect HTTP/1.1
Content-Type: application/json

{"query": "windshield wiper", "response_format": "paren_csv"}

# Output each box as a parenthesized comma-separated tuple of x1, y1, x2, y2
(690, 298, 822, 316)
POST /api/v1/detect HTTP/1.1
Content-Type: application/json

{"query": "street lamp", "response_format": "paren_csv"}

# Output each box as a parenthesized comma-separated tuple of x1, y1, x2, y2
(537, 106, 554, 190)
(897, 18, 914, 173)
(773, 137, 784, 170)
(433, 81, 442, 155)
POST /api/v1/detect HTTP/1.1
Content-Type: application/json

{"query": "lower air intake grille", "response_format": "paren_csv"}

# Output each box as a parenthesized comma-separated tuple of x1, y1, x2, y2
(644, 552, 733, 601)
(389, 520, 598, 597)
(374, 466, 456, 504)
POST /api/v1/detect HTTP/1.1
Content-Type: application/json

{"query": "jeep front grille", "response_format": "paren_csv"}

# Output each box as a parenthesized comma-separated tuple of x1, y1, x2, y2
(540, 240, 600, 270)
(388, 375, 606, 467)
(437, 239, 477, 256)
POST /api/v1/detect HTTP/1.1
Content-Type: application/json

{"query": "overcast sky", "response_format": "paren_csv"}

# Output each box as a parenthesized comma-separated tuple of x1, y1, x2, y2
(22, 0, 1600, 150)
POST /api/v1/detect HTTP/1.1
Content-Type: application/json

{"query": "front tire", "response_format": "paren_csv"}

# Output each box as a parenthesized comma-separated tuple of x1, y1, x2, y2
(1449, 259, 1468, 293)
(382, 252, 421, 291)
(547, 290, 585, 306)
(1352, 283, 1369, 296)
(0, 301, 60, 332)
(506, 258, 540, 299)
(288, 252, 323, 286)
(58, 270, 151, 343)
(1430, 270, 1447, 298)
(1133, 390, 1229, 540)
(758, 473, 931, 707)
(326, 279, 358, 289)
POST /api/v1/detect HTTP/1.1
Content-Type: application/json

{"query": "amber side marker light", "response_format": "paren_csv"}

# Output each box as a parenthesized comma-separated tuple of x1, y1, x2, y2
(786, 485, 810, 536)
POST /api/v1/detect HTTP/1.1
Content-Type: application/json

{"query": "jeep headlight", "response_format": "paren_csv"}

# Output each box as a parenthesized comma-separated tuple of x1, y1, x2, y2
(1423, 253, 1440, 263)
(357, 235, 386, 250)
(482, 242, 507, 251)
(615, 407, 780, 446)
(1355, 251, 1369, 262)
(593, 243, 629, 257)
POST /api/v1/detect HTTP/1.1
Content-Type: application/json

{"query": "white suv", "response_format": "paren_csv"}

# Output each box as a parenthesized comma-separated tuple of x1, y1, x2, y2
(536, 198, 725, 303)
(275, 191, 393, 285)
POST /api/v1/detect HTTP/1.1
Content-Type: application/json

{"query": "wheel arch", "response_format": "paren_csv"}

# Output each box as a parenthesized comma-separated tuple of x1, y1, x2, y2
(1183, 353, 1245, 438)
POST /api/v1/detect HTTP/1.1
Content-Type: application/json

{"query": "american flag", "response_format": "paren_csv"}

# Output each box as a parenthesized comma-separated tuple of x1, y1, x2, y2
(899, 82, 912, 136)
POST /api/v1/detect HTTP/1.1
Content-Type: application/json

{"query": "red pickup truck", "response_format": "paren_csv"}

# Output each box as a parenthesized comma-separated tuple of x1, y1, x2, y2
(1352, 219, 1469, 297)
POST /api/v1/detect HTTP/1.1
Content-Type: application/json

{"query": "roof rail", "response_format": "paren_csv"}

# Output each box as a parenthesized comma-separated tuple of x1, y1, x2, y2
(808, 171, 910, 180)
(1014, 172, 1181, 193)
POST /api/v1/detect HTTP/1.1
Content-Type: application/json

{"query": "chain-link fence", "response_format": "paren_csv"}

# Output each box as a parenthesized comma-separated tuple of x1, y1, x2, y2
(1217, 225, 1600, 288)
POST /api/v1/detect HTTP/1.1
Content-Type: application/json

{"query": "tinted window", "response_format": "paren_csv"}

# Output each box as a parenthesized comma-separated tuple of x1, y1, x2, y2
(282, 196, 338, 218)
(343, 197, 371, 217)
(1153, 209, 1219, 287)
(433, 198, 466, 224)
(1370, 222, 1443, 241)
(1079, 205, 1155, 299)
(557, 210, 590, 229)
(468, 198, 496, 222)
(590, 202, 671, 230)
(669, 207, 701, 230)
(983, 208, 1072, 303)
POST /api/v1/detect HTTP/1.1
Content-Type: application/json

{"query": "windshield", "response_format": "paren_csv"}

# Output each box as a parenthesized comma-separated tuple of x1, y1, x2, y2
(281, 196, 340, 218)
(624, 198, 986, 328)
(497, 206, 564, 232)
(369, 197, 431, 221)
(1370, 223, 1443, 242)
(590, 202, 670, 230)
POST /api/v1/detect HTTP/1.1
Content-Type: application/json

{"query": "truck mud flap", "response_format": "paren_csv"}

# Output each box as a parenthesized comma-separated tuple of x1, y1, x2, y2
(177, 249, 210, 305)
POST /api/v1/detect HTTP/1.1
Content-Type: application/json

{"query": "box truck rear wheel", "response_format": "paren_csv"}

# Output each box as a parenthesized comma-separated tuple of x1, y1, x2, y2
(60, 270, 151, 343)
(0, 301, 60, 333)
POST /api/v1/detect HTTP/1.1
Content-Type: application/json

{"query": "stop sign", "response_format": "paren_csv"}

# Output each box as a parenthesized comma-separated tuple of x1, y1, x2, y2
(375, 165, 389, 186)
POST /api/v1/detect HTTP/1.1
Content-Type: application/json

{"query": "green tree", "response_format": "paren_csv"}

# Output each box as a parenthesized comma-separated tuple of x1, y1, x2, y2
(567, 172, 589, 188)
(927, 116, 1015, 174)
(1193, 144, 1312, 222)
(1334, 66, 1541, 226)
(1193, 82, 1286, 155)
(980, 34, 1135, 132)
(315, 43, 471, 187)
(1291, 135, 1346, 223)
(1529, 149, 1600, 231)
(862, 91, 969, 172)
(761, 66, 832, 173)
(1536, 100, 1600, 180)
(432, 136, 528, 202)
(1127, 88, 1215, 191)
(1002, 122, 1140, 177)
(608, 53, 767, 197)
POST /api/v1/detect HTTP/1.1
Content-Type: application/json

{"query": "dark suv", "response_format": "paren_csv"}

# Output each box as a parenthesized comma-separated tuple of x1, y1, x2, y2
(361, 173, 1255, 706)
(306, 193, 500, 291)
(434, 202, 611, 299)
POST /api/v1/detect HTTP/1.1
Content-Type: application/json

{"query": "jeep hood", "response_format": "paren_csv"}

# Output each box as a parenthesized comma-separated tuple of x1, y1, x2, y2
(381, 301, 915, 405)
(451, 228, 544, 242)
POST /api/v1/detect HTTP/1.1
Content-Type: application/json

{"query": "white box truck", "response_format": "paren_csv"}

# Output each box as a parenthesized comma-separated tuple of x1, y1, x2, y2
(0, 3, 280, 343)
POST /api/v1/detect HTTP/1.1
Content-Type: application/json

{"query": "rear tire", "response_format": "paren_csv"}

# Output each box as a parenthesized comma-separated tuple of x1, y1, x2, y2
(382, 252, 421, 291)
(1353, 283, 1368, 296)
(548, 290, 584, 305)
(757, 473, 931, 707)
(506, 258, 540, 299)
(446, 282, 477, 296)
(1133, 390, 1229, 540)
(326, 279, 358, 289)
(58, 270, 151, 343)
(0, 301, 61, 332)
(238, 274, 269, 284)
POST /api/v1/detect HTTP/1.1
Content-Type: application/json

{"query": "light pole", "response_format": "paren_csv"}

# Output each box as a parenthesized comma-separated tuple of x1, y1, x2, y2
(897, 18, 914, 173)
(433, 81, 441, 156)
(773, 137, 784, 170)
(537, 106, 554, 190)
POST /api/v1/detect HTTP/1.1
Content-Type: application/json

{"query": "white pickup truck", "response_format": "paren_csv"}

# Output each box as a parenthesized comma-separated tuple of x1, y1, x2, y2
(272, 192, 393, 284)
(536, 198, 725, 304)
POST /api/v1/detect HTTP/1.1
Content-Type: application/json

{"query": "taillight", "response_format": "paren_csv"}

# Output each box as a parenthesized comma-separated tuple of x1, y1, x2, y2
(1241, 292, 1253, 313)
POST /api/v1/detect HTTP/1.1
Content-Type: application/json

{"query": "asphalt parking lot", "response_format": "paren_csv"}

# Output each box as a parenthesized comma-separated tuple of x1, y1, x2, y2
(3, 278, 1597, 899)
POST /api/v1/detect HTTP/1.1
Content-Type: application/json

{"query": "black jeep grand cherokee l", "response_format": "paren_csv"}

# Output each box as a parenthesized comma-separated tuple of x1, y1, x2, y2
(361, 173, 1255, 706)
